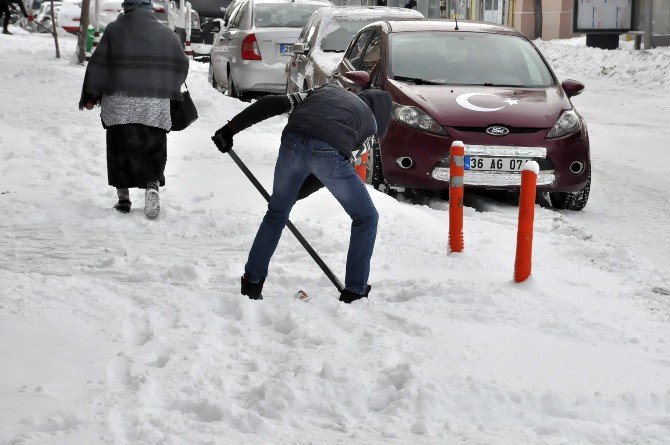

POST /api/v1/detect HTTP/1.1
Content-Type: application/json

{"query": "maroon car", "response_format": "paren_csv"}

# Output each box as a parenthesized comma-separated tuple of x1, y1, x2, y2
(334, 20, 591, 210)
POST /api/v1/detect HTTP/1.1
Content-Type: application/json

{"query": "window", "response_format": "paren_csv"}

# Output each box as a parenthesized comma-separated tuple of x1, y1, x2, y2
(389, 31, 554, 87)
(297, 14, 316, 44)
(345, 30, 373, 69)
(320, 18, 380, 53)
(360, 32, 382, 73)
(230, 3, 247, 29)
(253, 3, 323, 28)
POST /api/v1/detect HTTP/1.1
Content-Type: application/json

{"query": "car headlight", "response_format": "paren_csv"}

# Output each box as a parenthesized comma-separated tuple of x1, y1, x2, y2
(392, 103, 447, 135)
(547, 109, 581, 138)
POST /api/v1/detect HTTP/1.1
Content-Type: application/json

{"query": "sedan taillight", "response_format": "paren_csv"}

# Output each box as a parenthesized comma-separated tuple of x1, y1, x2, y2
(241, 33, 262, 61)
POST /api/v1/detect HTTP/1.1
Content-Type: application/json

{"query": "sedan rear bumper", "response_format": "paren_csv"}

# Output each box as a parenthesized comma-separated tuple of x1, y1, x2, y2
(232, 60, 289, 94)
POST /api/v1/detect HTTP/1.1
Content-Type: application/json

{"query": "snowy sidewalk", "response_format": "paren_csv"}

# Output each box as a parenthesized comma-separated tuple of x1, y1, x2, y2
(0, 33, 668, 444)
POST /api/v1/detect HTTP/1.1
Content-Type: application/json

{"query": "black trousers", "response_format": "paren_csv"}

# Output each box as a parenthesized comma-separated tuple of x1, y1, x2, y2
(1, 6, 10, 31)
(106, 124, 167, 189)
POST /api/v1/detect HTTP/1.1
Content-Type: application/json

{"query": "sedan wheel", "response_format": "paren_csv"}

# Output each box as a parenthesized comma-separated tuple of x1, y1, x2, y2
(549, 167, 591, 211)
(365, 136, 386, 191)
(227, 75, 239, 98)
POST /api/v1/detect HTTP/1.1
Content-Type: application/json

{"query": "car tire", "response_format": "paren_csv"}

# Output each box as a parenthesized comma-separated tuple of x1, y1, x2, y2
(227, 74, 248, 101)
(365, 136, 385, 190)
(211, 73, 222, 92)
(549, 166, 591, 211)
(227, 75, 238, 98)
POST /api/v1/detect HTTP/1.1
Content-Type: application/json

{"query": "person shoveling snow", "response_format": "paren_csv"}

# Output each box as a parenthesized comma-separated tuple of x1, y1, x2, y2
(212, 78, 391, 303)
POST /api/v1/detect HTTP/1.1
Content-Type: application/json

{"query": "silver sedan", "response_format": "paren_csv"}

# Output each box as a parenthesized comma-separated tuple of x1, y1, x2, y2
(209, 0, 332, 100)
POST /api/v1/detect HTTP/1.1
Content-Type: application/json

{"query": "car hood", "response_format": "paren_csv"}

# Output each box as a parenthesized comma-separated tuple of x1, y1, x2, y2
(387, 80, 572, 129)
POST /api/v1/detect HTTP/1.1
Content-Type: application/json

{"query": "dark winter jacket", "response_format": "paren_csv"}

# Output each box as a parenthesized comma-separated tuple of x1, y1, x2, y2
(284, 84, 379, 158)
(79, 8, 188, 109)
(227, 84, 391, 160)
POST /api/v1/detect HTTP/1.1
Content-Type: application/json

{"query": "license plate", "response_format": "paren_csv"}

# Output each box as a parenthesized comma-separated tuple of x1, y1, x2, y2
(280, 44, 292, 56)
(464, 156, 530, 171)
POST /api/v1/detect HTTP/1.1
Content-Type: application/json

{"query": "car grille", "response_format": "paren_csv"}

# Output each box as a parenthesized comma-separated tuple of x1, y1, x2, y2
(430, 144, 555, 187)
(451, 126, 542, 134)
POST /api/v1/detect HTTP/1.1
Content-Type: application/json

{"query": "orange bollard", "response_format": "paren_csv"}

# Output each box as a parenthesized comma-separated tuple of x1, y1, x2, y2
(355, 151, 368, 182)
(449, 141, 464, 253)
(514, 161, 539, 282)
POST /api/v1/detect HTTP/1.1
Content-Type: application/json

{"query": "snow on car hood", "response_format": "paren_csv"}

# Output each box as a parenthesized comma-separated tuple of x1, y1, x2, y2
(388, 80, 572, 129)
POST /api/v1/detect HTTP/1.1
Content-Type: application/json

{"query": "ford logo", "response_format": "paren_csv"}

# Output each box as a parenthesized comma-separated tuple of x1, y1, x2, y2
(486, 126, 510, 136)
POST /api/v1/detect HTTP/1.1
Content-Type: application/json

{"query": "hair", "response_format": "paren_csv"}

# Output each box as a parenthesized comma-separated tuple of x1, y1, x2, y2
(122, 1, 152, 12)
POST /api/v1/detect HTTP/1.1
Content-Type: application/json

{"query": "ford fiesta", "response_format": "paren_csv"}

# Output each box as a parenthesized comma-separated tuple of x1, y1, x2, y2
(335, 20, 591, 210)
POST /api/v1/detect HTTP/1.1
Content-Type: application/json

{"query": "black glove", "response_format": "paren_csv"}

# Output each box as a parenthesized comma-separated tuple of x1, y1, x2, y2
(297, 174, 325, 200)
(212, 125, 234, 153)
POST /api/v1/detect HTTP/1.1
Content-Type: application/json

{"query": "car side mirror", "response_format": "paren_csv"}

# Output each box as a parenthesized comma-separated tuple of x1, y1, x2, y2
(562, 79, 584, 98)
(342, 70, 371, 89)
(292, 42, 307, 54)
(201, 20, 221, 34)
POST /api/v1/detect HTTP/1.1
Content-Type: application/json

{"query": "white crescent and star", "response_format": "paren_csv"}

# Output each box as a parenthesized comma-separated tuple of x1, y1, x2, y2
(455, 93, 519, 112)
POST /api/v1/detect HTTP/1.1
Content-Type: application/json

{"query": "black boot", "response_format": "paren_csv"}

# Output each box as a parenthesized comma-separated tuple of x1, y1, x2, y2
(241, 274, 264, 300)
(339, 285, 371, 304)
(114, 199, 132, 213)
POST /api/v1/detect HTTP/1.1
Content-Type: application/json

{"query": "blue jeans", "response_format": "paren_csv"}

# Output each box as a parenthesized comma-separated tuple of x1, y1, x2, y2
(245, 133, 379, 294)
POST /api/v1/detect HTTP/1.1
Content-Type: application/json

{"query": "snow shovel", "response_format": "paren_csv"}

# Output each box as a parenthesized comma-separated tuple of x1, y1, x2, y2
(227, 148, 344, 293)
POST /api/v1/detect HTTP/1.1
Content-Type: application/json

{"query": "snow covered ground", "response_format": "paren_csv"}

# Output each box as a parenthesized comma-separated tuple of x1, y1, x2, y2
(0, 29, 669, 444)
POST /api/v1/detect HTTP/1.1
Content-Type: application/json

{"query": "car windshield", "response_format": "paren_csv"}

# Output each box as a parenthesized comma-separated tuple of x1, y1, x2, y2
(254, 3, 323, 28)
(320, 17, 382, 52)
(389, 31, 555, 87)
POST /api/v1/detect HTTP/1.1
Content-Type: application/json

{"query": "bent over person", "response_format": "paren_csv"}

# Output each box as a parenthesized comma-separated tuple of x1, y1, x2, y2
(212, 83, 392, 303)
(79, 0, 188, 218)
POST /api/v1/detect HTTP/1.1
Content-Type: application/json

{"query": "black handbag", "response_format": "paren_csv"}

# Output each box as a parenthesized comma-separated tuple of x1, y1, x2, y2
(170, 85, 198, 131)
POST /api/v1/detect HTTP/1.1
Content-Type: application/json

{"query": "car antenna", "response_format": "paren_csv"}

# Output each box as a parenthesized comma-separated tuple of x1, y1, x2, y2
(454, 0, 460, 31)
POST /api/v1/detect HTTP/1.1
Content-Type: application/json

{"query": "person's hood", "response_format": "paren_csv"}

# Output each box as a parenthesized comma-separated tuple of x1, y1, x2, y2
(357, 89, 392, 137)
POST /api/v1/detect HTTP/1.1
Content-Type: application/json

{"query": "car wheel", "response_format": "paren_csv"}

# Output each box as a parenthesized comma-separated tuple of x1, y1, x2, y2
(227, 74, 248, 101)
(365, 136, 385, 190)
(549, 166, 591, 211)
(211, 73, 222, 92)
(227, 75, 238, 98)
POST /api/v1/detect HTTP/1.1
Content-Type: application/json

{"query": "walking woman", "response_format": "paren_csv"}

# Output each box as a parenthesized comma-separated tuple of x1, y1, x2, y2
(79, 0, 189, 218)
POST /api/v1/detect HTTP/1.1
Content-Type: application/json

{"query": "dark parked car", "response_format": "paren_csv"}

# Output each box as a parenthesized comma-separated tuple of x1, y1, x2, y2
(335, 20, 591, 210)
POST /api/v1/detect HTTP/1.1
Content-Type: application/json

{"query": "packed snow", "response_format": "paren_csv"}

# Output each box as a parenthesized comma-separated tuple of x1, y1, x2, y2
(0, 29, 669, 445)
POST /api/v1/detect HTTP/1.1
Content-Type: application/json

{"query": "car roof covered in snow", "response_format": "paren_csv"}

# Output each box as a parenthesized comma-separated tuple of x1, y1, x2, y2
(253, 0, 332, 5)
(386, 19, 522, 36)
(315, 6, 424, 21)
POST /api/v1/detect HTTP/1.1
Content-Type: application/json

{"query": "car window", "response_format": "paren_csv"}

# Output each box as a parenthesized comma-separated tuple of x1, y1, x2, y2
(224, 0, 240, 24)
(320, 18, 383, 53)
(229, 2, 247, 28)
(297, 13, 316, 43)
(345, 30, 373, 69)
(305, 16, 320, 48)
(253, 3, 323, 28)
(360, 32, 381, 73)
(389, 31, 555, 87)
